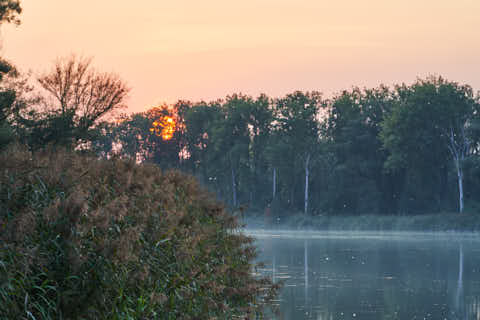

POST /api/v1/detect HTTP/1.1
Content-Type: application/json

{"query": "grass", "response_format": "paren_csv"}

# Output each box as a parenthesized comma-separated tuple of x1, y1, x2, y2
(0, 145, 278, 319)
(244, 211, 480, 232)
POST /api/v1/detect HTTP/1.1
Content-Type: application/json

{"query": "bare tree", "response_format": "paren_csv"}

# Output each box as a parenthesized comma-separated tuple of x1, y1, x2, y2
(447, 123, 471, 213)
(37, 55, 129, 142)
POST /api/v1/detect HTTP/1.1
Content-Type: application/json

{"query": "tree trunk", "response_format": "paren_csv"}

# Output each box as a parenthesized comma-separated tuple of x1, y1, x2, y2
(304, 154, 310, 215)
(272, 167, 276, 200)
(456, 159, 464, 213)
(231, 168, 237, 207)
(447, 126, 468, 214)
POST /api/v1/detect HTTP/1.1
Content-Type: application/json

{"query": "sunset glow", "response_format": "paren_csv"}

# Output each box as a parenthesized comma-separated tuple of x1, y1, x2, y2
(150, 116, 176, 141)
(2, 0, 480, 112)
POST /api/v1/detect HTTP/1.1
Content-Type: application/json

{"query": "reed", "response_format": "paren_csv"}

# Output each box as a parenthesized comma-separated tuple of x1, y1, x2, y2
(0, 146, 277, 319)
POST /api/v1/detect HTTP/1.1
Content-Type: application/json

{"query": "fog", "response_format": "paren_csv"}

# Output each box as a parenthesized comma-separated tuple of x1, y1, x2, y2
(245, 229, 480, 320)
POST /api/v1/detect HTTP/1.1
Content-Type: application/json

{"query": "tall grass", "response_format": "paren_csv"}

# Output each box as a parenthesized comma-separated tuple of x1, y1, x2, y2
(0, 146, 277, 319)
(245, 210, 480, 232)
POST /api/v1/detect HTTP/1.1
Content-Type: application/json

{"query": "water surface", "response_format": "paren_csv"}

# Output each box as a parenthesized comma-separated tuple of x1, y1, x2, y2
(246, 230, 480, 320)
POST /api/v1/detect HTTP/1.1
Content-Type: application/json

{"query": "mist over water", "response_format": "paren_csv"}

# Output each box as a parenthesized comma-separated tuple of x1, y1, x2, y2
(246, 230, 480, 320)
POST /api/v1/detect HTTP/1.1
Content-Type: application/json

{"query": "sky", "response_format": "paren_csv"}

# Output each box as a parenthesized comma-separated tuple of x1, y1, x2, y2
(2, 0, 480, 113)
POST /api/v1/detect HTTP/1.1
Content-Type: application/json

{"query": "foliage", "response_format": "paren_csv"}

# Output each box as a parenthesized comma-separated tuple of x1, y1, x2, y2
(0, 0, 22, 148)
(271, 91, 322, 211)
(86, 79, 480, 217)
(380, 76, 480, 213)
(249, 211, 480, 232)
(381, 77, 475, 170)
(0, 0, 21, 25)
(106, 105, 185, 168)
(6, 69, 480, 218)
(0, 146, 278, 319)
(0, 58, 18, 150)
(180, 100, 223, 181)
(324, 86, 397, 214)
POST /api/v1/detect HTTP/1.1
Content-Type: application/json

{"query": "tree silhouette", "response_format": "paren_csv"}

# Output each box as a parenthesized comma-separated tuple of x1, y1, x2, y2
(34, 55, 129, 148)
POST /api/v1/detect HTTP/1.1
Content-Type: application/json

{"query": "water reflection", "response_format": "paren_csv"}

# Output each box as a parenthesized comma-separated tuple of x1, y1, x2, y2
(305, 239, 308, 303)
(273, 253, 276, 284)
(455, 244, 464, 315)
(250, 231, 480, 320)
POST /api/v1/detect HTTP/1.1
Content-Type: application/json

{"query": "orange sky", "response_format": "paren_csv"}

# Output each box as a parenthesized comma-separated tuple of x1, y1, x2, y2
(2, 0, 480, 113)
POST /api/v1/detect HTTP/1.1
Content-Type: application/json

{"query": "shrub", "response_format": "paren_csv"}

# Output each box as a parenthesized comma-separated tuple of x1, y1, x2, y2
(0, 146, 277, 319)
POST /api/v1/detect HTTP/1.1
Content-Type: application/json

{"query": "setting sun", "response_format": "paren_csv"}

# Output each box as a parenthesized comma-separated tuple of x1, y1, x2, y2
(150, 115, 176, 141)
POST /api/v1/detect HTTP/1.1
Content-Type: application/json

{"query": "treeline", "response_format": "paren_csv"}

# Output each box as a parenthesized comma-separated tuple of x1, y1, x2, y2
(103, 79, 480, 216)
(4, 54, 480, 216)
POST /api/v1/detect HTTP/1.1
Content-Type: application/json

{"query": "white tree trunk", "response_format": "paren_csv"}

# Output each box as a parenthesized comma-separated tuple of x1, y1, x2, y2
(447, 126, 469, 213)
(456, 160, 464, 213)
(304, 154, 310, 215)
(231, 168, 237, 207)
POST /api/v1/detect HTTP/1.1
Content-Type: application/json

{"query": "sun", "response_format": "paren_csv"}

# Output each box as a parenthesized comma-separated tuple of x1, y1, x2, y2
(150, 115, 176, 141)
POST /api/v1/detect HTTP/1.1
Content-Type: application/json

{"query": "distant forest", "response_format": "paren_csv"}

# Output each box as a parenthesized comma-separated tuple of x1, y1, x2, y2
(2, 55, 480, 217)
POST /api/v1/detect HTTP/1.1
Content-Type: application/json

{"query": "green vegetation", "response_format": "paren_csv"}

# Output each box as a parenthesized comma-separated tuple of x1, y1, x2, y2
(0, 146, 277, 319)
(0, 0, 21, 150)
(3, 0, 480, 220)
(244, 211, 480, 232)
(67, 80, 480, 219)
(5, 63, 480, 220)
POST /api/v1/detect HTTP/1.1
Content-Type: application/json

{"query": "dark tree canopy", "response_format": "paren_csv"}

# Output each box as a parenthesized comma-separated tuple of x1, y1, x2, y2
(380, 76, 480, 213)
(0, 59, 17, 149)
(5, 51, 480, 217)
(0, 0, 21, 25)
(0, 0, 20, 148)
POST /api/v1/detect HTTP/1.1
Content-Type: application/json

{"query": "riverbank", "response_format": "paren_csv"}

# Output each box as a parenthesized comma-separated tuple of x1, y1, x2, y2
(242, 212, 480, 232)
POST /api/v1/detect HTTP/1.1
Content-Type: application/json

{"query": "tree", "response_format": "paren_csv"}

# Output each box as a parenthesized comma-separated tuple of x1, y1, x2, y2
(0, 60, 16, 148)
(34, 55, 129, 148)
(0, 0, 21, 25)
(109, 112, 153, 161)
(448, 122, 469, 213)
(0, 0, 22, 148)
(273, 91, 322, 215)
(437, 80, 479, 213)
(325, 86, 396, 214)
(246, 94, 274, 207)
(181, 100, 223, 184)
(144, 105, 184, 168)
(108, 105, 184, 168)
(212, 94, 252, 207)
(381, 76, 480, 213)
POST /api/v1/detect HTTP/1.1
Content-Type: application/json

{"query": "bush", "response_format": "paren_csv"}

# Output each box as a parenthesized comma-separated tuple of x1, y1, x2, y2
(0, 146, 277, 319)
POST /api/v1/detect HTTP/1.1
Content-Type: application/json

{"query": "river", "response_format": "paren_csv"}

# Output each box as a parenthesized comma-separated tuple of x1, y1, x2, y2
(246, 230, 480, 320)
